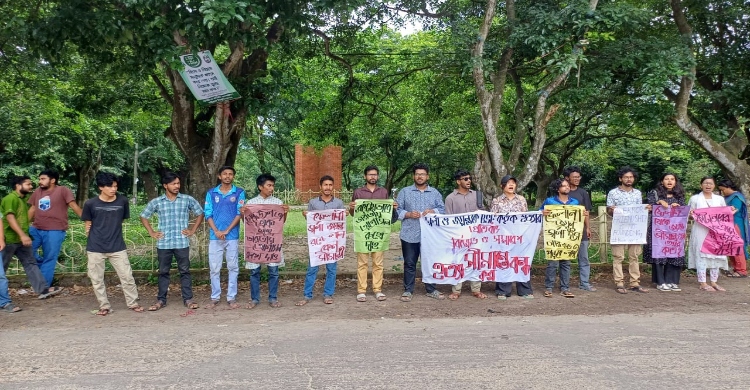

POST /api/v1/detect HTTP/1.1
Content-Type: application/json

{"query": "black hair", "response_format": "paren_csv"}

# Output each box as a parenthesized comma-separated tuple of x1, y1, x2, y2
(40, 169, 60, 185)
(217, 165, 235, 175)
(95, 172, 119, 188)
(700, 176, 715, 185)
(549, 178, 568, 194)
(655, 173, 685, 200)
(256, 173, 276, 187)
(320, 175, 335, 185)
(718, 179, 739, 191)
(453, 169, 471, 180)
(500, 175, 517, 190)
(363, 165, 379, 176)
(10, 175, 31, 189)
(412, 163, 429, 174)
(617, 166, 637, 180)
(562, 166, 582, 178)
(161, 172, 180, 185)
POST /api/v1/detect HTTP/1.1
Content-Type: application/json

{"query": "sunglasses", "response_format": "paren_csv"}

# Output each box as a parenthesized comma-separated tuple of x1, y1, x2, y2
(460, 177, 472, 181)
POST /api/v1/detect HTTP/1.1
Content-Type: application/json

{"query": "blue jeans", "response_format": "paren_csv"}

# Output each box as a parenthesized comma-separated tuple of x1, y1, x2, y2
(401, 240, 436, 294)
(303, 262, 337, 299)
(250, 265, 279, 303)
(29, 227, 67, 286)
(208, 240, 239, 301)
(577, 240, 591, 289)
(0, 252, 11, 307)
(545, 260, 571, 291)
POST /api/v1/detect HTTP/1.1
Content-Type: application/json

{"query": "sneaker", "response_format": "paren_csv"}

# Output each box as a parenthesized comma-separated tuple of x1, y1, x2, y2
(657, 284, 671, 291)
(669, 284, 682, 292)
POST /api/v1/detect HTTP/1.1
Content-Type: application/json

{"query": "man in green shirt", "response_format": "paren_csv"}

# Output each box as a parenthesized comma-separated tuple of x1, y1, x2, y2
(1, 176, 63, 299)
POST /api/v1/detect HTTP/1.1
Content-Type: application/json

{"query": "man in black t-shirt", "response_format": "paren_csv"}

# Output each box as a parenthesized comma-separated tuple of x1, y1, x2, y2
(563, 166, 597, 292)
(82, 172, 143, 315)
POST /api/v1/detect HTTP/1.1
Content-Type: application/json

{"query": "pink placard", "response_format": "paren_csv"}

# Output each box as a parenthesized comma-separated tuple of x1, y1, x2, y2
(692, 206, 743, 256)
(244, 204, 285, 263)
(651, 206, 689, 258)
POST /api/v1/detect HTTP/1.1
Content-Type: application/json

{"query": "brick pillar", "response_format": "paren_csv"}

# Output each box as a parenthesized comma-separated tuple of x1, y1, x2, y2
(295, 144, 342, 203)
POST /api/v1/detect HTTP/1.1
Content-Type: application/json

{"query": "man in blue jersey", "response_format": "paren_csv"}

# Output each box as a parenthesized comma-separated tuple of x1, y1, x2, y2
(204, 166, 245, 309)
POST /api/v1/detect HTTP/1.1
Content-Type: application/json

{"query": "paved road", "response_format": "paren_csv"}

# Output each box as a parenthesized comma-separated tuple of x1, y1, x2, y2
(2, 312, 749, 389)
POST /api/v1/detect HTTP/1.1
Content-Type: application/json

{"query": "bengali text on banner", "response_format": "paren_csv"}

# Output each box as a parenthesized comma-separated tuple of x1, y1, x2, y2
(306, 209, 347, 267)
(244, 204, 285, 264)
(692, 206, 744, 256)
(651, 205, 689, 258)
(543, 205, 585, 260)
(353, 200, 393, 253)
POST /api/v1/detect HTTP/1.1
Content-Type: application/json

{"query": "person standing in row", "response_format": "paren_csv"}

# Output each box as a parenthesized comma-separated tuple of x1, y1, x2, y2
(688, 177, 729, 292)
(28, 169, 82, 287)
(2, 176, 64, 299)
(242, 174, 289, 309)
(204, 166, 245, 310)
(607, 166, 649, 294)
(396, 163, 445, 302)
(0, 215, 22, 312)
(83, 172, 144, 315)
(490, 175, 534, 300)
(643, 173, 686, 291)
(445, 169, 486, 300)
(349, 165, 395, 302)
(297, 175, 345, 306)
(563, 166, 596, 292)
(541, 179, 579, 298)
(140, 172, 204, 311)
(718, 179, 749, 278)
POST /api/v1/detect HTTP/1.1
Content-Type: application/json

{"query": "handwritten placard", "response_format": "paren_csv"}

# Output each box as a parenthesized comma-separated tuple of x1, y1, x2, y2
(693, 206, 744, 256)
(610, 204, 649, 244)
(244, 204, 285, 264)
(543, 205, 585, 260)
(353, 200, 393, 253)
(306, 209, 347, 267)
(651, 206, 689, 258)
(419, 211, 543, 284)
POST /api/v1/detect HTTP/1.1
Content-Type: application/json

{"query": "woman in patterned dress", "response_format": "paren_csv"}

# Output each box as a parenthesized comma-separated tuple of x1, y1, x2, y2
(687, 177, 730, 292)
(643, 173, 686, 292)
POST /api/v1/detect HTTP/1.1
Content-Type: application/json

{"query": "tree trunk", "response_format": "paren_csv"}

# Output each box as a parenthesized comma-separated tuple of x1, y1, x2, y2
(141, 171, 158, 202)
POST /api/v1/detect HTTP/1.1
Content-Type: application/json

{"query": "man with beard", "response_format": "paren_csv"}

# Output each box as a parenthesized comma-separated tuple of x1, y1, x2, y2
(607, 166, 649, 294)
(28, 169, 82, 287)
(348, 165, 397, 302)
(563, 166, 596, 292)
(396, 163, 445, 302)
(540, 179, 582, 298)
(1, 176, 64, 299)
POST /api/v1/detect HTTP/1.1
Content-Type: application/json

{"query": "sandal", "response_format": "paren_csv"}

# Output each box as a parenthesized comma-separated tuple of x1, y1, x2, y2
(560, 291, 575, 298)
(471, 292, 488, 299)
(269, 301, 282, 308)
(184, 300, 199, 310)
(375, 292, 387, 301)
(629, 286, 649, 293)
(227, 300, 240, 309)
(204, 300, 220, 309)
(295, 299, 310, 306)
(356, 293, 367, 302)
(521, 294, 534, 299)
(425, 291, 445, 300)
(0, 303, 21, 313)
(96, 308, 111, 316)
(148, 301, 165, 311)
(129, 305, 145, 313)
(497, 295, 507, 300)
(711, 283, 726, 292)
(615, 286, 628, 294)
(448, 292, 461, 301)
(699, 284, 716, 292)
(400, 292, 412, 302)
(323, 297, 334, 304)
(543, 290, 553, 298)
(245, 301, 259, 309)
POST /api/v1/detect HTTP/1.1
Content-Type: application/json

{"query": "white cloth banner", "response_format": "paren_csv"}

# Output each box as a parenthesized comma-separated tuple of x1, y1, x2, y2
(306, 209, 347, 267)
(420, 211, 543, 284)
(610, 204, 649, 244)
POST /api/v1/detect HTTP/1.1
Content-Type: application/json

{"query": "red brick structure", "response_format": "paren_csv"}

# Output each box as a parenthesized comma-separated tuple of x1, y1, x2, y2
(295, 145, 342, 202)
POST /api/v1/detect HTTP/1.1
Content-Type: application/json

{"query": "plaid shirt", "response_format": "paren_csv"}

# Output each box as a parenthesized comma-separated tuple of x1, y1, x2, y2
(140, 193, 203, 249)
(244, 195, 285, 269)
(396, 184, 445, 243)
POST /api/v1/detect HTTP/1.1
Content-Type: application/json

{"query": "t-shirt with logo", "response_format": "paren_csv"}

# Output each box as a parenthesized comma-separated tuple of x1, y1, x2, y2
(28, 186, 76, 230)
(81, 194, 129, 253)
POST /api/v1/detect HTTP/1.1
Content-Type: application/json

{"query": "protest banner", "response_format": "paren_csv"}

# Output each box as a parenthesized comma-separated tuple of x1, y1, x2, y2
(244, 204, 285, 264)
(610, 204, 649, 244)
(420, 211, 543, 284)
(651, 205, 689, 258)
(543, 205, 585, 260)
(353, 200, 393, 253)
(178, 50, 241, 105)
(306, 209, 347, 267)
(692, 206, 744, 256)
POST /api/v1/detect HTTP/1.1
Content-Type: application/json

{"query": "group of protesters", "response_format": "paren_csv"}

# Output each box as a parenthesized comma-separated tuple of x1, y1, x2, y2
(0, 163, 747, 315)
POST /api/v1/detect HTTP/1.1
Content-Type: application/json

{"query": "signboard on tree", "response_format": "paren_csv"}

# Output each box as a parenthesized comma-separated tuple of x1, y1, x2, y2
(178, 50, 240, 105)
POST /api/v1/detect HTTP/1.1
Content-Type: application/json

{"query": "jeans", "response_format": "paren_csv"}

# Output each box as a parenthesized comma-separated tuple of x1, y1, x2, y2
(3, 243, 49, 295)
(208, 240, 239, 302)
(495, 281, 533, 297)
(545, 260, 571, 291)
(303, 262, 337, 299)
(29, 227, 67, 286)
(156, 247, 192, 305)
(401, 240, 436, 294)
(0, 252, 10, 307)
(250, 265, 279, 303)
(577, 240, 591, 288)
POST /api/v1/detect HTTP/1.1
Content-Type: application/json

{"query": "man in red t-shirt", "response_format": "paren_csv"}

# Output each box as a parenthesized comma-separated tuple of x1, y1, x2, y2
(28, 170, 82, 286)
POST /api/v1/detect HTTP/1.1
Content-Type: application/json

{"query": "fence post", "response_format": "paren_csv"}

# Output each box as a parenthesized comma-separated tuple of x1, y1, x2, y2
(598, 205, 608, 263)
